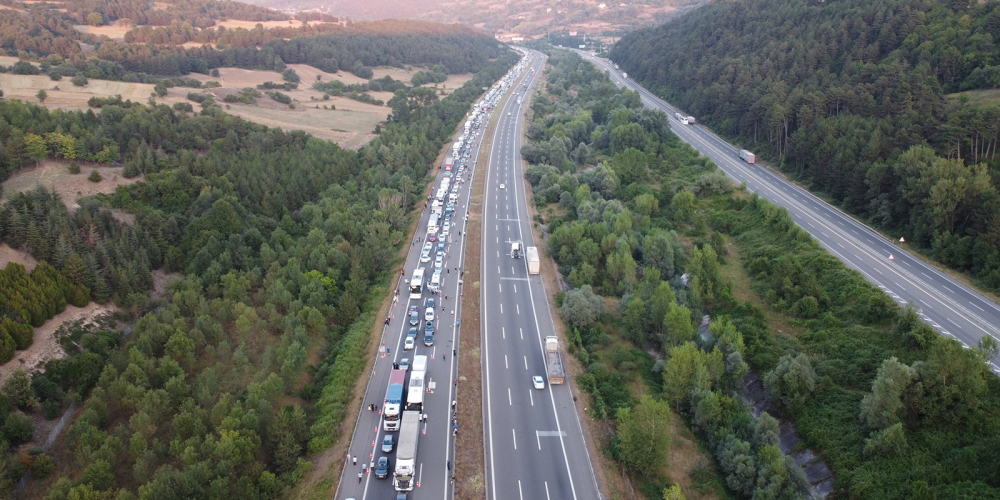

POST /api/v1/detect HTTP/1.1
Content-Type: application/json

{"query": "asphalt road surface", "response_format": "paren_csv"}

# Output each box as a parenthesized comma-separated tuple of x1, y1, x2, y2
(335, 65, 492, 500)
(573, 49, 1000, 373)
(478, 50, 603, 500)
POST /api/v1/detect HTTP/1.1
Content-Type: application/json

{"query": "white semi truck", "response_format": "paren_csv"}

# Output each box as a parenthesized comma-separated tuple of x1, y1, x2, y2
(526, 246, 540, 274)
(545, 336, 565, 384)
(393, 411, 421, 491)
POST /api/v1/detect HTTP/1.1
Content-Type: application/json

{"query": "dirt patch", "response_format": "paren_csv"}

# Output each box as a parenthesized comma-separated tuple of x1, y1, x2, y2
(0, 302, 115, 386)
(150, 269, 182, 300)
(218, 100, 382, 149)
(2, 160, 143, 210)
(664, 413, 723, 500)
(0, 243, 39, 273)
(72, 20, 131, 40)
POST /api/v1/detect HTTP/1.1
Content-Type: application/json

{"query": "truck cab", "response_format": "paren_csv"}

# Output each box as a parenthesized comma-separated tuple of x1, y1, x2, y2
(511, 241, 522, 258)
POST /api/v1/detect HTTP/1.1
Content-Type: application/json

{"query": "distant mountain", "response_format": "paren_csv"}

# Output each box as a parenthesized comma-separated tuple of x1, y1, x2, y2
(244, 0, 704, 37)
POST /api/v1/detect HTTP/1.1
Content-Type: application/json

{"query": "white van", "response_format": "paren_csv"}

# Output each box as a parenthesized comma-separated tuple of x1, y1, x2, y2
(430, 271, 441, 292)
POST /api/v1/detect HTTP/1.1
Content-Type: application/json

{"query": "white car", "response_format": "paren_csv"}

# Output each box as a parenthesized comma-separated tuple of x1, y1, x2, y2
(420, 249, 431, 262)
(404, 329, 416, 350)
(399, 358, 410, 371)
(532, 376, 545, 390)
(425, 307, 435, 321)
(499, 183, 505, 190)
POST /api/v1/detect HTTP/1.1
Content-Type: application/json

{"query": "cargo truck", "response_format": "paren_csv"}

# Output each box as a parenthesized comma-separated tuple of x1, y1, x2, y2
(383, 369, 406, 431)
(526, 246, 540, 274)
(739, 149, 756, 164)
(393, 411, 421, 491)
(511, 241, 522, 258)
(545, 336, 565, 384)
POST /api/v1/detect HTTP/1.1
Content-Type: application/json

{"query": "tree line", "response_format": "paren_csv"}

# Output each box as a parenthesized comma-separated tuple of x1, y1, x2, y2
(528, 46, 1000, 499)
(0, 38, 519, 497)
(612, 0, 1000, 293)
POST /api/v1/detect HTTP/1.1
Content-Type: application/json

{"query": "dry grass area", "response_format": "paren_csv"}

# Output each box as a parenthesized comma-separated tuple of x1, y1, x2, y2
(2, 160, 143, 210)
(0, 73, 188, 112)
(0, 243, 39, 273)
(717, 239, 805, 337)
(72, 20, 131, 40)
(0, 302, 115, 386)
(72, 19, 337, 41)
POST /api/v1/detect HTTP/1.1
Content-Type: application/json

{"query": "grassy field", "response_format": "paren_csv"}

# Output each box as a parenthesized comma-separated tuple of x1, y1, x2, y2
(1, 160, 143, 209)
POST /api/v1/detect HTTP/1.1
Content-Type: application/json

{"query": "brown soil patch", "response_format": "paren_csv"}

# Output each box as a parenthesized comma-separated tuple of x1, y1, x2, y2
(0, 243, 39, 273)
(2, 160, 144, 210)
(150, 269, 182, 300)
(0, 302, 115, 386)
(72, 21, 131, 40)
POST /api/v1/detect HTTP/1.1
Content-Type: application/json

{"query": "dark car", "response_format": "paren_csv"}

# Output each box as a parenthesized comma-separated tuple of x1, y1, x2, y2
(375, 456, 390, 478)
(408, 308, 419, 325)
(427, 298, 435, 309)
(382, 434, 394, 453)
(423, 321, 435, 346)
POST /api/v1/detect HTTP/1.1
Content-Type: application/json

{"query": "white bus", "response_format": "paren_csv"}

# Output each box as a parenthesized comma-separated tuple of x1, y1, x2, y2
(427, 213, 440, 234)
(409, 268, 424, 300)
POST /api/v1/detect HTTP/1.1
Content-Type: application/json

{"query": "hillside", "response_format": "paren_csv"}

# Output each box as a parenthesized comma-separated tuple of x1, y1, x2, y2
(612, 0, 1000, 295)
(247, 0, 701, 38)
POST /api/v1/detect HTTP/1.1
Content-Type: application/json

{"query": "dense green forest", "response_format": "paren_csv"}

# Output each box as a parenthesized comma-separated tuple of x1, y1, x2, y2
(0, 37, 518, 497)
(525, 48, 1000, 499)
(611, 0, 1000, 293)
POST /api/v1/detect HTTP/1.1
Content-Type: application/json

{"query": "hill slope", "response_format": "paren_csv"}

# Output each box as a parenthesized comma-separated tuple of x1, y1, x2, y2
(612, 0, 1000, 294)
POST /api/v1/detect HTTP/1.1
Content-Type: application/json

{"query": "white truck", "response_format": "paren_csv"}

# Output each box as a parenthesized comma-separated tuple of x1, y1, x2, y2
(511, 241, 522, 258)
(393, 411, 421, 491)
(526, 246, 540, 274)
(739, 149, 756, 164)
(545, 336, 565, 384)
(673, 112, 695, 125)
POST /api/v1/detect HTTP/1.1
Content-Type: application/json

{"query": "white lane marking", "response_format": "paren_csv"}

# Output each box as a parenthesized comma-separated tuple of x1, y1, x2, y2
(508, 388, 512, 405)
(536, 430, 541, 450)
(529, 389, 534, 406)
(545, 482, 551, 500)
(498, 266, 501, 275)
(518, 480, 523, 500)
(499, 283, 502, 293)
(505, 355, 508, 369)
(520, 328, 524, 339)
(516, 304, 520, 314)
(500, 303, 503, 313)
(514, 284, 517, 293)
(513, 429, 517, 450)
(524, 356, 528, 370)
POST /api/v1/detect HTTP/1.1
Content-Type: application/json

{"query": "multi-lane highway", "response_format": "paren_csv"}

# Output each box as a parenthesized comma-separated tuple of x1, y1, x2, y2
(478, 50, 602, 500)
(335, 61, 494, 500)
(574, 49, 1000, 372)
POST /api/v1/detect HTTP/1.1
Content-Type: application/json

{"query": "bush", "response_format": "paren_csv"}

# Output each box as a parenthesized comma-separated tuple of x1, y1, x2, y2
(153, 84, 168, 97)
(187, 92, 206, 103)
(88, 170, 102, 182)
(268, 91, 291, 105)
(172, 102, 193, 112)
(71, 74, 88, 87)
(49, 71, 62, 81)
(68, 161, 80, 174)
(3, 412, 34, 445)
(0, 332, 14, 363)
(31, 453, 55, 477)
(12, 61, 39, 75)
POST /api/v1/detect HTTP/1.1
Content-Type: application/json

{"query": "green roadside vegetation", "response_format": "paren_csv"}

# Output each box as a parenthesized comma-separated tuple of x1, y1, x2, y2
(612, 0, 1000, 297)
(523, 47, 1000, 500)
(0, 34, 517, 498)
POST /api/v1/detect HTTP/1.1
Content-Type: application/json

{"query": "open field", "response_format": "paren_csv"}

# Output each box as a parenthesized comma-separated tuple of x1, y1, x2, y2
(0, 243, 39, 273)
(73, 18, 339, 41)
(0, 73, 187, 112)
(1, 160, 143, 210)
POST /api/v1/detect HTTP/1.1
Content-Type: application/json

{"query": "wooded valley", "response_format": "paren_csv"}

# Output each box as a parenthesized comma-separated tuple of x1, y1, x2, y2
(523, 46, 1000, 500)
(612, 0, 1000, 294)
(0, 29, 517, 496)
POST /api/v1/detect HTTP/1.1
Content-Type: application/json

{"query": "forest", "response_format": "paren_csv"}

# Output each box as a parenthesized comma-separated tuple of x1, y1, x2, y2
(523, 47, 1000, 500)
(611, 0, 1000, 293)
(0, 35, 518, 497)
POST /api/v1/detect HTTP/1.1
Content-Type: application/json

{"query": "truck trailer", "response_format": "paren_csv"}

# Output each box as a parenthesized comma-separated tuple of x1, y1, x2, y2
(526, 246, 540, 274)
(393, 411, 421, 491)
(545, 336, 565, 384)
(383, 369, 406, 431)
(739, 150, 756, 164)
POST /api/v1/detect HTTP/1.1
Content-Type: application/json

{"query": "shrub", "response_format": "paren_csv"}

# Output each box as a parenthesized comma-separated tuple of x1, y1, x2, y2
(153, 84, 168, 97)
(68, 161, 80, 174)
(88, 170, 102, 182)
(3, 412, 34, 445)
(172, 102, 193, 112)
(71, 74, 88, 87)
(49, 71, 61, 81)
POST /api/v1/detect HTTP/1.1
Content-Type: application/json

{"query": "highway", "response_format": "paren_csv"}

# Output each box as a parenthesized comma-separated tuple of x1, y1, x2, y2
(479, 50, 602, 500)
(335, 60, 495, 500)
(573, 49, 1000, 373)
